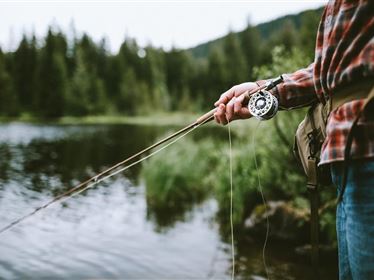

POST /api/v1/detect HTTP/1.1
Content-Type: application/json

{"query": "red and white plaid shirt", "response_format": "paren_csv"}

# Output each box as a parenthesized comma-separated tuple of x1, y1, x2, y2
(267, 0, 374, 165)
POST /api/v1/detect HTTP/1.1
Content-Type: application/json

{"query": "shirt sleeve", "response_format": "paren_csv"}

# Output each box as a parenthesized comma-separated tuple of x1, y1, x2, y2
(258, 63, 319, 109)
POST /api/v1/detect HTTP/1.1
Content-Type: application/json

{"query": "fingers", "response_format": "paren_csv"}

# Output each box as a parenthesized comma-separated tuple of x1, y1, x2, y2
(214, 82, 258, 107)
(213, 82, 259, 124)
(214, 87, 235, 107)
(226, 97, 235, 121)
(213, 95, 252, 125)
(214, 104, 228, 125)
(234, 95, 244, 114)
(238, 107, 252, 119)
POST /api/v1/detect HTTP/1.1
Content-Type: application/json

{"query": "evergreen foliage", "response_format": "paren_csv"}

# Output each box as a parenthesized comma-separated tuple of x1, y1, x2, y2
(0, 8, 321, 118)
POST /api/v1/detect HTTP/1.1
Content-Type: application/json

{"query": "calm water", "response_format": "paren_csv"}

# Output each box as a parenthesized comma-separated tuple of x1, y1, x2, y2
(0, 123, 336, 279)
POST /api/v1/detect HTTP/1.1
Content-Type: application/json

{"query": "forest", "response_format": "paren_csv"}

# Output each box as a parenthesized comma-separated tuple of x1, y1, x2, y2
(0, 6, 341, 277)
(0, 7, 322, 119)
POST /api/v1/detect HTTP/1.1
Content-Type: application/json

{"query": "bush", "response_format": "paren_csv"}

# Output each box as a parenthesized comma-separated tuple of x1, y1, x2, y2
(141, 136, 220, 226)
(140, 45, 337, 244)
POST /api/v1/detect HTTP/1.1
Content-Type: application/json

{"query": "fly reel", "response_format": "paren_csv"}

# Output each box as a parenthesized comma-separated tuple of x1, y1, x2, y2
(248, 90, 279, 120)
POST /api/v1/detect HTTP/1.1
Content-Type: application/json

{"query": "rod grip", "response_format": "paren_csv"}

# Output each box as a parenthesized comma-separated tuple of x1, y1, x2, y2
(196, 108, 217, 124)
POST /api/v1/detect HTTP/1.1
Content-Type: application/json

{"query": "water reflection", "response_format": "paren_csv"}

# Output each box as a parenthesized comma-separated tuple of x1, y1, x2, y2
(0, 123, 232, 279)
(0, 181, 228, 279)
(0, 123, 336, 279)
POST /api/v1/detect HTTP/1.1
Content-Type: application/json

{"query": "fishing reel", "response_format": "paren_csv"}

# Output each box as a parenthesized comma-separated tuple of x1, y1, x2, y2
(246, 75, 283, 121)
(248, 90, 279, 120)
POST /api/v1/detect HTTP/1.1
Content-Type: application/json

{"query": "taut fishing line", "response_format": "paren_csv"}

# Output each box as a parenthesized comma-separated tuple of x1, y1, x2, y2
(252, 121, 270, 280)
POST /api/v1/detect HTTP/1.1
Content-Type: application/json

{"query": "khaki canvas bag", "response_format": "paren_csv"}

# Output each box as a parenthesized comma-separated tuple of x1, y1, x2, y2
(294, 82, 374, 188)
(293, 102, 331, 187)
(292, 82, 374, 273)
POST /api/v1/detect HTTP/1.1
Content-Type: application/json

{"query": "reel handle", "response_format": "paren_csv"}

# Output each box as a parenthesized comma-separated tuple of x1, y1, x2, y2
(266, 75, 284, 91)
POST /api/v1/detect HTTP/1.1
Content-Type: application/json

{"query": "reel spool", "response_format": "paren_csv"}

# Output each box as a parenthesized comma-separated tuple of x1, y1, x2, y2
(248, 90, 279, 120)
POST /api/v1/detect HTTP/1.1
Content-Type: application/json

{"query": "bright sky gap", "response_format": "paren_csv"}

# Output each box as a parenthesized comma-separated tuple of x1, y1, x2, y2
(0, 1, 326, 53)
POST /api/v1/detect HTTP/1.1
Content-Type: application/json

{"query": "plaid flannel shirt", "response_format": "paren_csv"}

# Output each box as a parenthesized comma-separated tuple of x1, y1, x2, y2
(267, 0, 374, 165)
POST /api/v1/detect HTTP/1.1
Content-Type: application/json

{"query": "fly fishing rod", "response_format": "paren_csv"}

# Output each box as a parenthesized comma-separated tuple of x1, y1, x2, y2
(0, 76, 283, 234)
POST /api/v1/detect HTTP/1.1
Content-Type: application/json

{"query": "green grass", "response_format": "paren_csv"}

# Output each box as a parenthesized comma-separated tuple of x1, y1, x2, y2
(140, 119, 276, 229)
(141, 137, 219, 209)
(1, 110, 337, 243)
(139, 114, 337, 243)
(58, 113, 202, 126)
(0, 112, 203, 126)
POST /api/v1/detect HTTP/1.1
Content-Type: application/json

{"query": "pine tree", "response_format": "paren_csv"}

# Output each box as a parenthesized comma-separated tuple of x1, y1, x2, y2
(240, 22, 261, 80)
(68, 48, 91, 116)
(273, 20, 298, 51)
(88, 78, 107, 114)
(143, 47, 170, 111)
(68, 37, 109, 115)
(300, 11, 320, 59)
(118, 67, 139, 115)
(223, 32, 248, 87)
(36, 29, 68, 118)
(0, 48, 18, 116)
(105, 55, 124, 101)
(13, 34, 38, 112)
(119, 38, 143, 78)
(206, 48, 227, 108)
(164, 48, 192, 110)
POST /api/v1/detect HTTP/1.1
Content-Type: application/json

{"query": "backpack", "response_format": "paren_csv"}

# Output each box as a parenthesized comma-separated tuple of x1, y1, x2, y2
(293, 82, 374, 273)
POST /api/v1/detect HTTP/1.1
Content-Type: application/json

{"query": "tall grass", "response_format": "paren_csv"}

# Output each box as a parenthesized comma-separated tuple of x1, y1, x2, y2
(141, 113, 337, 243)
(141, 118, 305, 224)
(141, 136, 221, 226)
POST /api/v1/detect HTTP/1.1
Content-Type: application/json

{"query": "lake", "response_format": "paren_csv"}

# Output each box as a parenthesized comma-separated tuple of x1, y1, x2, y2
(0, 123, 337, 279)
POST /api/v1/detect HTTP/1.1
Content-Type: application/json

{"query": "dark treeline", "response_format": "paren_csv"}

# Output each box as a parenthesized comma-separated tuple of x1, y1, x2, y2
(0, 8, 321, 118)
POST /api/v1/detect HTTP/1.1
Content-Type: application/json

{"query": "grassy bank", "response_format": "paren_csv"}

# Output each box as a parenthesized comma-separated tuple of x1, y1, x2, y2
(141, 113, 337, 244)
(0, 112, 204, 126)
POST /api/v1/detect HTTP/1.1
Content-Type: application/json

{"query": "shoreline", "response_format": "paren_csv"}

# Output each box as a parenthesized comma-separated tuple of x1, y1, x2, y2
(0, 113, 203, 126)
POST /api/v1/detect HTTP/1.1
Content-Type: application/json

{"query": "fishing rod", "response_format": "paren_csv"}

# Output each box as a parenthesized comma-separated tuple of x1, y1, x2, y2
(0, 76, 283, 234)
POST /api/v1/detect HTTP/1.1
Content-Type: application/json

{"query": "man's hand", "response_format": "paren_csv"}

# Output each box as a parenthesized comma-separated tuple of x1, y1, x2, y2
(214, 82, 258, 125)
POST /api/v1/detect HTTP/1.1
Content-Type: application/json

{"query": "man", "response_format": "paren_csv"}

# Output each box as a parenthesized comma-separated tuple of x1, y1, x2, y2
(213, 1, 373, 279)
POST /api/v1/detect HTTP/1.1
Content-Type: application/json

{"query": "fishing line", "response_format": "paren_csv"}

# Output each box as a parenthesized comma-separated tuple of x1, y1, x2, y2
(0, 120, 207, 235)
(252, 121, 270, 280)
(227, 120, 235, 280)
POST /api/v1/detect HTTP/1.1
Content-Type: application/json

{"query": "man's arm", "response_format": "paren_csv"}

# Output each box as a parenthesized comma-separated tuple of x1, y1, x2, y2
(271, 63, 318, 109)
(214, 63, 319, 124)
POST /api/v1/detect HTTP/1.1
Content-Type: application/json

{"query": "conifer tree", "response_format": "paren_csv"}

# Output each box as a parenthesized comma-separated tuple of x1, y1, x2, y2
(164, 48, 192, 110)
(118, 67, 139, 115)
(0, 49, 18, 116)
(300, 11, 320, 59)
(13, 34, 38, 111)
(223, 32, 248, 87)
(143, 47, 170, 111)
(68, 48, 91, 116)
(206, 48, 227, 108)
(274, 20, 298, 51)
(240, 22, 261, 80)
(36, 29, 68, 117)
